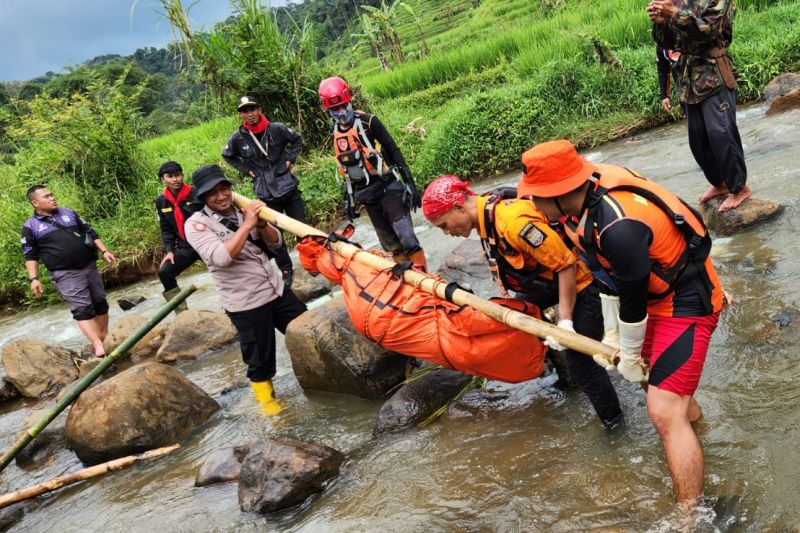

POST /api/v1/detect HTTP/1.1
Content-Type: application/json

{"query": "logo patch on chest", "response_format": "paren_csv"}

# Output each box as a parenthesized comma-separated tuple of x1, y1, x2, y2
(519, 222, 546, 248)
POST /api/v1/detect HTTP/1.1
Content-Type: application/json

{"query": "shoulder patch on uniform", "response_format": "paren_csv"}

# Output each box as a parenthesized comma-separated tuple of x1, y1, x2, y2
(519, 221, 546, 247)
(192, 222, 206, 232)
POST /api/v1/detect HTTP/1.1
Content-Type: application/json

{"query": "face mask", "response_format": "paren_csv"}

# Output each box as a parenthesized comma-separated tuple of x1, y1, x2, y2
(329, 103, 354, 126)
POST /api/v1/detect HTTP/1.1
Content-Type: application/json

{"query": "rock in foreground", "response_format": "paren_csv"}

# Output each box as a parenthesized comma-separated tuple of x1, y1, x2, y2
(699, 196, 784, 236)
(291, 268, 333, 303)
(238, 437, 344, 514)
(284, 297, 407, 399)
(374, 368, 473, 436)
(766, 89, 800, 117)
(15, 405, 70, 468)
(195, 445, 249, 487)
(1, 339, 79, 398)
(156, 309, 237, 362)
(762, 72, 800, 102)
(66, 362, 219, 464)
(0, 374, 20, 404)
(436, 239, 497, 299)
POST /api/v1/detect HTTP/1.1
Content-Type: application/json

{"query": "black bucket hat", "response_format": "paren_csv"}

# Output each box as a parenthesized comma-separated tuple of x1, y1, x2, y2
(192, 164, 233, 198)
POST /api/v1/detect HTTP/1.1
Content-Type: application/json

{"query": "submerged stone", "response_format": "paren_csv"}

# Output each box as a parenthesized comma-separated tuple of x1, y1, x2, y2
(284, 297, 407, 399)
(117, 295, 147, 311)
(374, 368, 473, 436)
(238, 437, 344, 514)
(699, 196, 784, 236)
(769, 308, 797, 329)
(14, 405, 70, 468)
(195, 444, 250, 487)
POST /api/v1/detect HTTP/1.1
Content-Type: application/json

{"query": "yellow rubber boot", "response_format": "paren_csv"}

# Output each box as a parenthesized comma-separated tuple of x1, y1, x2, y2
(251, 380, 283, 415)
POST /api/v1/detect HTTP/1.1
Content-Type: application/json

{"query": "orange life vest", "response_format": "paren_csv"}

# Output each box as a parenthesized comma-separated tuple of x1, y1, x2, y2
(296, 236, 548, 383)
(332, 115, 388, 182)
(562, 164, 723, 316)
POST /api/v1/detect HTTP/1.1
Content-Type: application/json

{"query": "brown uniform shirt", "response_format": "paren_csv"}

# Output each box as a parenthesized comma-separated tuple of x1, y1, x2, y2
(185, 206, 284, 312)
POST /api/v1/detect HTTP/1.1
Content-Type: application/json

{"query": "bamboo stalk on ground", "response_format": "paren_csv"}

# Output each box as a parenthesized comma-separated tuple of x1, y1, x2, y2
(0, 444, 180, 509)
(233, 193, 619, 365)
(0, 286, 197, 475)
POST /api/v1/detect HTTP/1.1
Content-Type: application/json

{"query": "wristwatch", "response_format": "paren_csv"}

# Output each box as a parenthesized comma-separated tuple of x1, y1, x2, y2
(28, 276, 38, 282)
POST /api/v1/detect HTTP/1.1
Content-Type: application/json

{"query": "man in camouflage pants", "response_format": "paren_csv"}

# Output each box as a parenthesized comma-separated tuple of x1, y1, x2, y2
(649, 0, 751, 212)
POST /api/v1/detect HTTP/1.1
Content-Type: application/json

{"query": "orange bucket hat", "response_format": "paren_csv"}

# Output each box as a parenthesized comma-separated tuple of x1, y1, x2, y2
(517, 140, 597, 198)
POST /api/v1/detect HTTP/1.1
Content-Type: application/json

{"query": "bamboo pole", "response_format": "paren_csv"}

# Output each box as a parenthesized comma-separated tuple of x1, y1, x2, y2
(233, 193, 619, 365)
(0, 286, 197, 475)
(0, 444, 180, 509)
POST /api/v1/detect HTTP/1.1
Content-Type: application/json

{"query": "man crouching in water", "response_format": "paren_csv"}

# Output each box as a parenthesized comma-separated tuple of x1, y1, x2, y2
(521, 139, 724, 504)
(185, 164, 307, 415)
(421, 174, 623, 429)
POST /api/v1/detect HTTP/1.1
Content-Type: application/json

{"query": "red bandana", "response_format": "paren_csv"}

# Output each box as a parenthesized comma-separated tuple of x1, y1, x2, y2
(422, 174, 476, 222)
(242, 114, 269, 134)
(163, 184, 192, 241)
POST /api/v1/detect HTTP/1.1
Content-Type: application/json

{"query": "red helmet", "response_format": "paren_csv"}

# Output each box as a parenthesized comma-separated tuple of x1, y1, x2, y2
(318, 76, 352, 109)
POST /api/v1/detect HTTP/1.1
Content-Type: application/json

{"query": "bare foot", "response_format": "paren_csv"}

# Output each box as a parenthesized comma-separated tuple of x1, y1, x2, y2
(698, 184, 728, 204)
(718, 185, 751, 212)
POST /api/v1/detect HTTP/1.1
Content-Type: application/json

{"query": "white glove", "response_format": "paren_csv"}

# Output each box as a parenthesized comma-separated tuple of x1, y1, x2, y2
(599, 293, 621, 349)
(616, 315, 648, 383)
(545, 319, 574, 351)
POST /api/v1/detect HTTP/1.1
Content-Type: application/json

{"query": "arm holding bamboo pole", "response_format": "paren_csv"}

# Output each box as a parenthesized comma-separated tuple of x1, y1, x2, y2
(232, 193, 619, 365)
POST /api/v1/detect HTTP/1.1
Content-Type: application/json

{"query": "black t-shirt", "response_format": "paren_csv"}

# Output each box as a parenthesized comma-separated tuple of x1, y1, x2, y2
(21, 208, 99, 271)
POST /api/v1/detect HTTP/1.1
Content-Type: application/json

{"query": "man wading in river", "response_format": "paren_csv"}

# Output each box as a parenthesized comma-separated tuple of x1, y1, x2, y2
(421, 175, 623, 429)
(185, 165, 306, 415)
(222, 96, 304, 287)
(154, 161, 202, 312)
(522, 140, 725, 503)
(318, 76, 427, 270)
(649, 0, 751, 212)
(21, 186, 117, 357)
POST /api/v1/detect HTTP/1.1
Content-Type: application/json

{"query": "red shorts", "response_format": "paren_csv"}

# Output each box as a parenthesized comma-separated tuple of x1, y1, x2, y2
(642, 312, 720, 396)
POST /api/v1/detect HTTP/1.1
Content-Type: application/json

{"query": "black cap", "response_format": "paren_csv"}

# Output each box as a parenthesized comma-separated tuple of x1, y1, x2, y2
(158, 161, 183, 178)
(237, 96, 259, 111)
(192, 164, 233, 198)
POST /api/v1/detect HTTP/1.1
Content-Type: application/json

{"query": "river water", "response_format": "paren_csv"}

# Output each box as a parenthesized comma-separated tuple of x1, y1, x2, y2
(1, 103, 799, 532)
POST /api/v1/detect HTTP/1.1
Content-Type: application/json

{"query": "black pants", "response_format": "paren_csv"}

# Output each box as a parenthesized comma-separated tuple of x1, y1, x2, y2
(686, 86, 747, 194)
(225, 289, 307, 382)
(263, 188, 306, 272)
(158, 244, 201, 291)
(363, 181, 421, 255)
(521, 282, 622, 426)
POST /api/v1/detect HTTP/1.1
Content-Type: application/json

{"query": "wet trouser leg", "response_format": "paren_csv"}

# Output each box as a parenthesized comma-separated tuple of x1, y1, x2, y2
(225, 289, 307, 382)
(265, 188, 306, 272)
(566, 284, 623, 427)
(158, 244, 201, 291)
(699, 86, 747, 194)
(686, 100, 724, 188)
(364, 182, 421, 256)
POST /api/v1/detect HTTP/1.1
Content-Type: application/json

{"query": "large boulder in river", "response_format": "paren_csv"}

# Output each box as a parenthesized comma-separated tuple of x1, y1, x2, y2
(104, 313, 167, 361)
(436, 239, 497, 299)
(762, 73, 800, 102)
(238, 437, 344, 514)
(156, 309, 237, 362)
(291, 268, 333, 303)
(1, 339, 79, 398)
(66, 362, 219, 464)
(195, 444, 249, 487)
(284, 297, 407, 399)
(766, 89, 800, 117)
(699, 195, 784, 236)
(374, 368, 473, 436)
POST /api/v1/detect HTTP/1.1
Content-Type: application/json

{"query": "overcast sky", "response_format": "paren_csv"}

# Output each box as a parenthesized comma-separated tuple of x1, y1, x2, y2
(0, 1, 283, 82)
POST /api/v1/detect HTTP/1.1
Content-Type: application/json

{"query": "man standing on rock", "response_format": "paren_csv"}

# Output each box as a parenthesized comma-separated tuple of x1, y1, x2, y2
(185, 165, 306, 415)
(522, 139, 725, 504)
(222, 96, 304, 287)
(649, 0, 751, 212)
(155, 161, 202, 312)
(420, 174, 623, 428)
(21, 186, 117, 357)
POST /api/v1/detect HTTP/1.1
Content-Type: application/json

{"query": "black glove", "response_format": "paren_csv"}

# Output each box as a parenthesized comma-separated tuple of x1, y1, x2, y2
(400, 168, 422, 211)
(343, 189, 359, 221)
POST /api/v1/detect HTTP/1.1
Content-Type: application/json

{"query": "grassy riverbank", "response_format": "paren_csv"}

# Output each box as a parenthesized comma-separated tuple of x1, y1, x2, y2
(1, 0, 799, 310)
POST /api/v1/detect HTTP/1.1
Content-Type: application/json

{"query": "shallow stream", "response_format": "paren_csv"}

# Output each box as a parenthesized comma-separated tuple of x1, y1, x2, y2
(1, 103, 799, 532)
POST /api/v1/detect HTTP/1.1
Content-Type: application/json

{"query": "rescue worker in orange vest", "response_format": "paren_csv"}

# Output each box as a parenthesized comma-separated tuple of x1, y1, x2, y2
(421, 174, 623, 428)
(520, 139, 725, 504)
(317, 76, 427, 270)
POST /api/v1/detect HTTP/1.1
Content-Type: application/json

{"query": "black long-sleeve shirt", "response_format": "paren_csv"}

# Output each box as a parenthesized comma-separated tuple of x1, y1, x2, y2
(155, 187, 202, 253)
